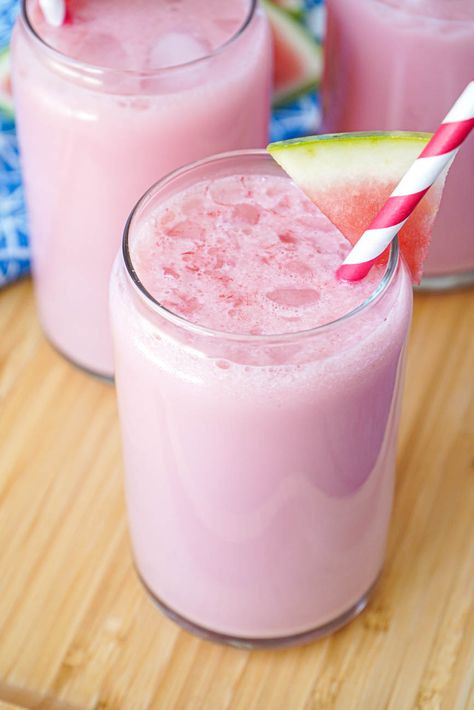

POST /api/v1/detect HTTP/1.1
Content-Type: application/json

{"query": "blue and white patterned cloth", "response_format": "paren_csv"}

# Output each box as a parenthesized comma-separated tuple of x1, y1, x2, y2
(0, 0, 324, 286)
(1, 0, 29, 286)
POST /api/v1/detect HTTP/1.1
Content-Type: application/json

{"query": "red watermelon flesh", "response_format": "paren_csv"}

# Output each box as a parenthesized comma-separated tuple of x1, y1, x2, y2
(273, 24, 303, 93)
(261, 0, 322, 107)
(0, 48, 14, 116)
(314, 180, 440, 281)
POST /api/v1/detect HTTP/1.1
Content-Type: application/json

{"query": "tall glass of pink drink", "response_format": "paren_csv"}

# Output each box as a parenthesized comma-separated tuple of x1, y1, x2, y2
(11, 0, 271, 377)
(110, 150, 413, 647)
(323, 0, 474, 290)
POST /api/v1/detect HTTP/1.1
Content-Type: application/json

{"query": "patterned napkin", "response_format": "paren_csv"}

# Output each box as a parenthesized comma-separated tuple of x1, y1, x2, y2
(0, 0, 29, 286)
(0, 0, 324, 287)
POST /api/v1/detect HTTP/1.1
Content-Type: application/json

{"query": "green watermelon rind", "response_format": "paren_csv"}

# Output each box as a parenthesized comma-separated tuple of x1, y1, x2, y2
(272, 73, 320, 109)
(269, 131, 434, 155)
(262, 0, 323, 108)
(0, 47, 14, 118)
(272, 0, 305, 19)
(268, 132, 436, 196)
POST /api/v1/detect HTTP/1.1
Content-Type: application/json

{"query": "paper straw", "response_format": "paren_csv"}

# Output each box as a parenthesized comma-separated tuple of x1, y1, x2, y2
(337, 80, 474, 282)
(39, 0, 66, 27)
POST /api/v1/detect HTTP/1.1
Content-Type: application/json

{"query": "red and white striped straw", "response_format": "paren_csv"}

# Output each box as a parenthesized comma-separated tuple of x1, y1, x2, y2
(39, 0, 66, 27)
(337, 80, 474, 282)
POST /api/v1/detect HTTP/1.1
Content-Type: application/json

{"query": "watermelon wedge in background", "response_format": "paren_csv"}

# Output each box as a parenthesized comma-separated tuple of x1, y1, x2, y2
(272, 0, 305, 16)
(262, 0, 322, 107)
(0, 47, 14, 118)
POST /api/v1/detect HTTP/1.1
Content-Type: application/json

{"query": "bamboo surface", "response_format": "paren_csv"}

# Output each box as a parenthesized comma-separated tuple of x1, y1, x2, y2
(0, 279, 473, 710)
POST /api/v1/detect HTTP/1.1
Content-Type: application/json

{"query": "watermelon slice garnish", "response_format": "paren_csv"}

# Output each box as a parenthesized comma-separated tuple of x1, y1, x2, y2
(268, 132, 447, 283)
(262, 0, 322, 108)
(0, 47, 14, 118)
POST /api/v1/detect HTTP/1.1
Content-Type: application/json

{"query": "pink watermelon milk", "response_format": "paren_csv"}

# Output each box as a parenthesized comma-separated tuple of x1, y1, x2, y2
(11, 0, 271, 377)
(323, 0, 474, 289)
(110, 151, 413, 644)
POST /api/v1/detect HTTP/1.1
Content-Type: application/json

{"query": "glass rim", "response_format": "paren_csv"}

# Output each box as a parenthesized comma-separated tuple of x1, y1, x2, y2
(122, 148, 401, 344)
(20, 0, 258, 76)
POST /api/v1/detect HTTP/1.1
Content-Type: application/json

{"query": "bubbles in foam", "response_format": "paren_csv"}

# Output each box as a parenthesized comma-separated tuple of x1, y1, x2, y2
(273, 196, 292, 215)
(163, 266, 179, 280)
(231, 204, 261, 226)
(284, 260, 313, 279)
(210, 178, 250, 205)
(181, 194, 206, 216)
(278, 231, 298, 245)
(166, 220, 204, 240)
(160, 209, 176, 226)
(132, 174, 383, 335)
(266, 288, 320, 308)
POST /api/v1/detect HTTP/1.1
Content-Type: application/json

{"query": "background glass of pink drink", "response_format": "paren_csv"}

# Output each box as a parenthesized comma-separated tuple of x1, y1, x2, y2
(323, 0, 474, 290)
(110, 150, 413, 647)
(11, 0, 271, 377)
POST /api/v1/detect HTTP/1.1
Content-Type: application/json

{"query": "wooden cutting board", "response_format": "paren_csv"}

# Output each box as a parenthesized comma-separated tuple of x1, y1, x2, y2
(0, 279, 473, 710)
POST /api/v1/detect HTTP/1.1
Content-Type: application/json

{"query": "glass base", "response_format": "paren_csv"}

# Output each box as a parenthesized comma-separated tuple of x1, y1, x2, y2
(46, 335, 114, 383)
(139, 571, 379, 649)
(418, 268, 474, 292)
